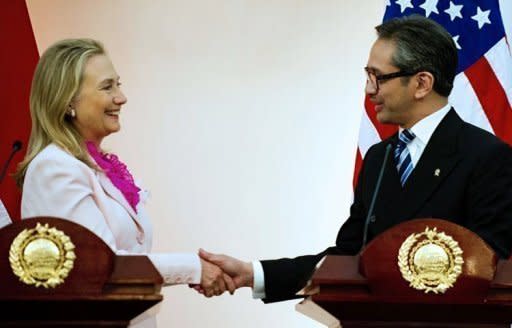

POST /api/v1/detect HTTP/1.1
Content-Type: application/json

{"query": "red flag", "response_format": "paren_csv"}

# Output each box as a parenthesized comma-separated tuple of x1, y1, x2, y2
(0, 2, 39, 220)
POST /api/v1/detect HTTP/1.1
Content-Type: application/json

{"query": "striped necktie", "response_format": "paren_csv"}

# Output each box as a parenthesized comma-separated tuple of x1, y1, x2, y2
(395, 129, 416, 186)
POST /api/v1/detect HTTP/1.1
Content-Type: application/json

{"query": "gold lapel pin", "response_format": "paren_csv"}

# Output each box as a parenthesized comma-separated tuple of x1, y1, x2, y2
(434, 169, 441, 177)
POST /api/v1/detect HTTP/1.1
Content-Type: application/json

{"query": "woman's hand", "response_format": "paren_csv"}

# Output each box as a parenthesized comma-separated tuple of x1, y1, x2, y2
(197, 258, 236, 297)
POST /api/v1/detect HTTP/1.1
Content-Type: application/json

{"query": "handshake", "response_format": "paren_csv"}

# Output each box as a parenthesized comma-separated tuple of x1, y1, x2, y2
(191, 249, 254, 297)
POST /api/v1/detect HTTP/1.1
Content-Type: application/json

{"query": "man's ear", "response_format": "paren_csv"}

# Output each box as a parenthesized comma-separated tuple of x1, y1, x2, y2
(414, 71, 434, 99)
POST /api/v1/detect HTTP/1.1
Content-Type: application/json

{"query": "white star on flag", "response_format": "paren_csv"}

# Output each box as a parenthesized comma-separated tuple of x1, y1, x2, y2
(385, 0, 391, 6)
(471, 6, 491, 29)
(444, 1, 463, 21)
(420, 0, 439, 17)
(452, 35, 461, 50)
(395, 0, 413, 13)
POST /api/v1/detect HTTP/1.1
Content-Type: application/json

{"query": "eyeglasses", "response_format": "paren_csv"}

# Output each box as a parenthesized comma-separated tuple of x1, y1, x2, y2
(364, 67, 418, 93)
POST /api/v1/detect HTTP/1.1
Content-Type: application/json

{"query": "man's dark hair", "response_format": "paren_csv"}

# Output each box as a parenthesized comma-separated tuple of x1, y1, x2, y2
(376, 15, 457, 97)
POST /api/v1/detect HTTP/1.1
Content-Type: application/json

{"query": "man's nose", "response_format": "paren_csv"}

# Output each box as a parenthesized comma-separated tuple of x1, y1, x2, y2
(365, 79, 377, 95)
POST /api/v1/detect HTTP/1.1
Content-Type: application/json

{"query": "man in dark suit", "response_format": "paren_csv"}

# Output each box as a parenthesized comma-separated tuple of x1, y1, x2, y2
(197, 15, 512, 302)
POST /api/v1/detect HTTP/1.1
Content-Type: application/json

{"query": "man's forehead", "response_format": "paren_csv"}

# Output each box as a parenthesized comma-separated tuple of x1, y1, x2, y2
(366, 38, 397, 72)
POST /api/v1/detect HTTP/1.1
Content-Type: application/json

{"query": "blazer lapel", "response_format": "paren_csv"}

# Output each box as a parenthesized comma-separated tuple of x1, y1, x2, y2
(96, 171, 141, 225)
(396, 109, 463, 220)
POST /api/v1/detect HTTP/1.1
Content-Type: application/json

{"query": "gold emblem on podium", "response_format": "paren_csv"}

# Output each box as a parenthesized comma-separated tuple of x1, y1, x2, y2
(9, 223, 76, 288)
(398, 227, 463, 294)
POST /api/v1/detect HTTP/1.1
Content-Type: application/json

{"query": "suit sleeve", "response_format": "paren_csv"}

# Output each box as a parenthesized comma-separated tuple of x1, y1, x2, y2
(260, 251, 329, 303)
(465, 141, 512, 258)
(259, 146, 373, 303)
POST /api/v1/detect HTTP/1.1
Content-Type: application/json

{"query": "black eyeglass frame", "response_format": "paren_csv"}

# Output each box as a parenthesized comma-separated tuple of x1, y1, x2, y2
(364, 67, 419, 92)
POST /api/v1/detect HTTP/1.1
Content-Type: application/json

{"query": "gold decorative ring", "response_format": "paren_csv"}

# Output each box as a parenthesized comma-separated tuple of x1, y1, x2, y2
(9, 223, 76, 288)
(397, 226, 463, 294)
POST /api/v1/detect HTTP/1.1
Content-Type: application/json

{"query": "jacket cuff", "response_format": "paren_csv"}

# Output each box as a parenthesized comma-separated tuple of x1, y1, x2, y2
(148, 253, 201, 285)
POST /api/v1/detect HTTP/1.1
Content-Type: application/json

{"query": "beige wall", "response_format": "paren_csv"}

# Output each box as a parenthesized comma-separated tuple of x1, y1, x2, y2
(26, 1, 512, 327)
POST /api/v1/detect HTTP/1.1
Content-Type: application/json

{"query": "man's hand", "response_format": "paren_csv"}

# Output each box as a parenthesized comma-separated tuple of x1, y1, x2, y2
(199, 248, 254, 289)
(199, 258, 236, 297)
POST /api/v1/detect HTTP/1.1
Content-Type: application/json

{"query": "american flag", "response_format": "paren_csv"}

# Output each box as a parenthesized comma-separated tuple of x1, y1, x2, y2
(354, 0, 512, 186)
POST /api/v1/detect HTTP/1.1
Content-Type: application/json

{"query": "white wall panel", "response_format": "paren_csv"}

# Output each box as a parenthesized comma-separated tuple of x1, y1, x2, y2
(26, 1, 383, 327)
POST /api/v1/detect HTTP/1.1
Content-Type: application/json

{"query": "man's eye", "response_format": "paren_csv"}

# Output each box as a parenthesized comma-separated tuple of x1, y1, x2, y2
(102, 85, 113, 90)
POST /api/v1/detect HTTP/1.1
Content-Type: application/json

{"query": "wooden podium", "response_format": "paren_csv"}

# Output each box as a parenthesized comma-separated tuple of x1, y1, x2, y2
(0, 217, 163, 327)
(305, 219, 512, 328)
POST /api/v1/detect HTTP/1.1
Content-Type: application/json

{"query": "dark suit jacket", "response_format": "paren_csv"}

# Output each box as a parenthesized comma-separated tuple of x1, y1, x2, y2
(261, 109, 512, 303)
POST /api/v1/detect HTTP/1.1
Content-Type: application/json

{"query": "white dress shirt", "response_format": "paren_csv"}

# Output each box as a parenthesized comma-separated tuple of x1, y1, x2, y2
(251, 103, 452, 299)
(402, 103, 451, 168)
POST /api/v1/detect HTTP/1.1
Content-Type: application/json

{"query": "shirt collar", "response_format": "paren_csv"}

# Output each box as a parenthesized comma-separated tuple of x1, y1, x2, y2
(399, 103, 451, 147)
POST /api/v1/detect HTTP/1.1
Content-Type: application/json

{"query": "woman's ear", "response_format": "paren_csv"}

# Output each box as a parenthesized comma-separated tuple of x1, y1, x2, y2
(67, 104, 76, 118)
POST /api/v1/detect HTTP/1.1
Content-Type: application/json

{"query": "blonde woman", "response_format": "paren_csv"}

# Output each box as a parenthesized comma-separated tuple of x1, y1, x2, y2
(15, 39, 234, 322)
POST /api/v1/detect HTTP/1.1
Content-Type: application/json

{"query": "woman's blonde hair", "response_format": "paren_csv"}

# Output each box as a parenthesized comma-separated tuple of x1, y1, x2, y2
(15, 38, 106, 187)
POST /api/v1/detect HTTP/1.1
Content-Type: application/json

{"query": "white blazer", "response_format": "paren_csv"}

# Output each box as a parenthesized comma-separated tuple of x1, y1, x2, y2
(21, 144, 201, 286)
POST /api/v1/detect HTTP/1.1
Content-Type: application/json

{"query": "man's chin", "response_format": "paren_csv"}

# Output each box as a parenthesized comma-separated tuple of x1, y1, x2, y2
(376, 113, 398, 126)
(376, 112, 388, 123)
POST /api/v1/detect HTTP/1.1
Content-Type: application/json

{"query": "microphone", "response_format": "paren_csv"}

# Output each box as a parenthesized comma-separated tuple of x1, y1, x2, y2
(360, 143, 392, 252)
(0, 140, 23, 184)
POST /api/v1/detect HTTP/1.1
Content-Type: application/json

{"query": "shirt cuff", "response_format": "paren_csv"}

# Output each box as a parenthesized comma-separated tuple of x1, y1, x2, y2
(251, 260, 266, 299)
(148, 253, 202, 285)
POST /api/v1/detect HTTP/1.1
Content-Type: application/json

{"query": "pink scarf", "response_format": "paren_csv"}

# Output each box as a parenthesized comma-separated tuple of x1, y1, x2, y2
(86, 142, 140, 213)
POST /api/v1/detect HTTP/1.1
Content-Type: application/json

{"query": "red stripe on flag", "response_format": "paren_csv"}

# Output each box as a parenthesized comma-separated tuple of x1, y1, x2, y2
(465, 56, 512, 145)
(353, 149, 363, 190)
(0, 2, 39, 220)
